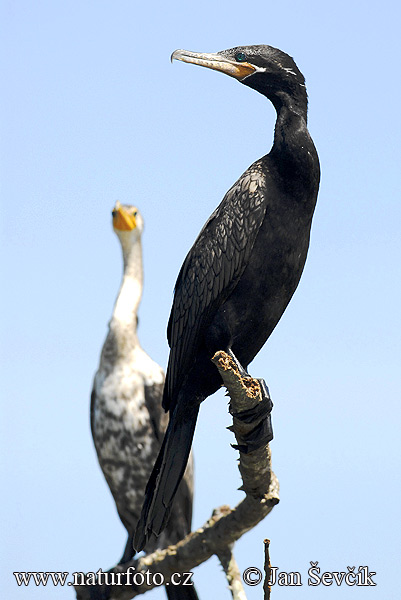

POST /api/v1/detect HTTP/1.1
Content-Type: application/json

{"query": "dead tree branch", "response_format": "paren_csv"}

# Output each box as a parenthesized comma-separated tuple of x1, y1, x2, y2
(263, 539, 272, 600)
(216, 545, 247, 600)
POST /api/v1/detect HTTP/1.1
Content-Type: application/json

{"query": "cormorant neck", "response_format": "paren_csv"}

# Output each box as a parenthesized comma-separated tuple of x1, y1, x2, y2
(271, 88, 308, 124)
(244, 73, 308, 124)
(110, 234, 143, 345)
(266, 87, 319, 201)
(244, 75, 309, 158)
(270, 90, 310, 163)
(273, 103, 307, 150)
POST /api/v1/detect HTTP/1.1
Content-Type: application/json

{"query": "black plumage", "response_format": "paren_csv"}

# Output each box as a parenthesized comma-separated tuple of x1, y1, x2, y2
(135, 45, 320, 550)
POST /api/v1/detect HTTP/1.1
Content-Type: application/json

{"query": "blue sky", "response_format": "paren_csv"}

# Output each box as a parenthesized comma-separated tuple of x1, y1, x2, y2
(1, 0, 401, 598)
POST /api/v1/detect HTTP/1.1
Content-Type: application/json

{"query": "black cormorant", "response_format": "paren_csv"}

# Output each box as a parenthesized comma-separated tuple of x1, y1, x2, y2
(91, 203, 198, 598)
(135, 45, 320, 551)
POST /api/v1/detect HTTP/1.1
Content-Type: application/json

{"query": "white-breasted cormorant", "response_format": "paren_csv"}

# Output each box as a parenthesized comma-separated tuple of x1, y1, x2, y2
(91, 203, 198, 599)
(135, 45, 320, 551)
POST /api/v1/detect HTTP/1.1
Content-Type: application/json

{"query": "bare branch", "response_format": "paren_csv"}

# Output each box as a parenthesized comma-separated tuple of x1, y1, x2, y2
(263, 539, 272, 600)
(217, 545, 248, 600)
(211, 350, 275, 498)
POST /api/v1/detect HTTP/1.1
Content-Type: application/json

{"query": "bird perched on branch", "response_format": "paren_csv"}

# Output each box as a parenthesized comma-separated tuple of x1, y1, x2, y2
(91, 203, 198, 599)
(135, 45, 320, 551)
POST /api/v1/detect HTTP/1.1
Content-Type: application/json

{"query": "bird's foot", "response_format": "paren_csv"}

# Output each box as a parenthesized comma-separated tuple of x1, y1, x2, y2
(230, 377, 273, 453)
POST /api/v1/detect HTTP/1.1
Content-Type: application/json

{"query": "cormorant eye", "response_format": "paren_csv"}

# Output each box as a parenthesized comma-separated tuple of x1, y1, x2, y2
(235, 51, 247, 63)
(133, 211, 138, 217)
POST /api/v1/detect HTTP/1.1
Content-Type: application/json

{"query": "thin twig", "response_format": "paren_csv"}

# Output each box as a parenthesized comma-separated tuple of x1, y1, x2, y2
(216, 544, 248, 600)
(263, 539, 272, 600)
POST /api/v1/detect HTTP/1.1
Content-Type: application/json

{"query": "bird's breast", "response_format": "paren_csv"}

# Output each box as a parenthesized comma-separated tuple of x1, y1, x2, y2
(215, 188, 314, 366)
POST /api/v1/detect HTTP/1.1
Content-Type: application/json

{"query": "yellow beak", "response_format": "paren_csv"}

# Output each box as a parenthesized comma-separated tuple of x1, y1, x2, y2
(112, 203, 137, 231)
(171, 49, 256, 80)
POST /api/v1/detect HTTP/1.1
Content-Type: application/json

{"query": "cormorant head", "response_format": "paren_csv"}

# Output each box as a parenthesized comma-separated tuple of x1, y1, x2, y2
(171, 45, 307, 115)
(112, 201, 144, 242)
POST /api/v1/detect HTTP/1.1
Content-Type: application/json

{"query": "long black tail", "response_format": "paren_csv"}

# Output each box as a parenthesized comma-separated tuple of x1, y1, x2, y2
(165, 582, 199, 600)
(134, 403, 199, 552)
